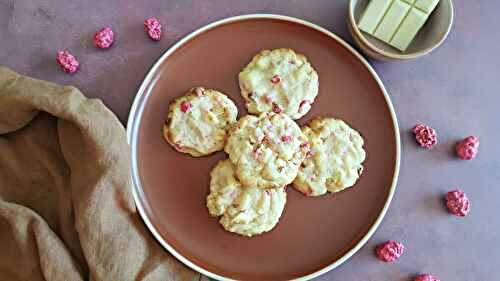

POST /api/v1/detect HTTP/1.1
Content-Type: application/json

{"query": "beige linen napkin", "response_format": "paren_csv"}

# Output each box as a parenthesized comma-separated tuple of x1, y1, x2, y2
(0, 66, 199, 281)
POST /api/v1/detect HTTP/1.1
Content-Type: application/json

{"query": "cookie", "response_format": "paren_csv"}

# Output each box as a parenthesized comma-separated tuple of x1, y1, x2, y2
(206, 160, 287, 237)
(163, 87, 238, 157)
(239, 48, 319, 120)
(225, 112, 310, 189)
(293, 117, 366, 196)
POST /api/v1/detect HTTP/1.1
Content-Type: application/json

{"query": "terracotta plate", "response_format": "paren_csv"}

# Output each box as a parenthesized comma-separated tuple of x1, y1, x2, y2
(127, 14, 400, 281)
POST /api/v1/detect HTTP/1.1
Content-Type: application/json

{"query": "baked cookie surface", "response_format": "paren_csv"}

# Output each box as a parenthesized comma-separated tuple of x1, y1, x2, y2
(293, 117, 366, 196)
(225, 112, 310, 189)
(239, 48, 319, 120)
(163, 87, 238, 157)
(206, 160, 287, 237)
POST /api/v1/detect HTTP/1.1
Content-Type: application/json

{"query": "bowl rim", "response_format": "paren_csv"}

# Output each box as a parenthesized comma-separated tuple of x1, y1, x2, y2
(348, 0, 454, 60)
(127, 13, 401, 281)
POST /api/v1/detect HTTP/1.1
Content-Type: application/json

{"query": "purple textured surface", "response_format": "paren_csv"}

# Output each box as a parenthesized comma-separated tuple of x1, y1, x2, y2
(1, 1, 499, 280)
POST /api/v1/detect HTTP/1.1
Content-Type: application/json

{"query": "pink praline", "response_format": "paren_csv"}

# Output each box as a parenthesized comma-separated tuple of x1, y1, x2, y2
(375, 240, 405, 262)
(412, 123, 437, 149)
(456, 136, 479, 160)
(144, 17, 162, 41)
(445, 189, 470, 217)
(93, 27, 114, 49)
(56, 50, 79, 73)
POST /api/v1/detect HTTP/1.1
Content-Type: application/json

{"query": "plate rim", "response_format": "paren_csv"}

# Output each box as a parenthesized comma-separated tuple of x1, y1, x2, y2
(127, 13, 401, 281)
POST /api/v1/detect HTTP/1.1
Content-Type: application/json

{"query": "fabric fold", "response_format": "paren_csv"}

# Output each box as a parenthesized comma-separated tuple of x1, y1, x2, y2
(0, 66, 198, 281)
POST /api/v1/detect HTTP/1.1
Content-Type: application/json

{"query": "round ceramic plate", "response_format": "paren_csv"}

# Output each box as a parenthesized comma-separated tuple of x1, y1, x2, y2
(127, 14, 400, 281)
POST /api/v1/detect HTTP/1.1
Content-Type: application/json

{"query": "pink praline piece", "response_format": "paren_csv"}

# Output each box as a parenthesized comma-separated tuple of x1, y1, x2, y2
(375, 240, 405, 262)
(445, 189, 470, 217)
(56, 50, 79, 73)
(412, 123, 437, 149)
(144, 17, 162, 41)
(93, 27, 114, 49)
(180, 101, 191, 113)
(456, 136, 479, 160)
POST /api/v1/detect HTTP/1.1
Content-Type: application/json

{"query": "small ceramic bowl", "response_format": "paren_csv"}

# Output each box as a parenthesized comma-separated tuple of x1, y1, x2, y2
(348, 0, 454, 61)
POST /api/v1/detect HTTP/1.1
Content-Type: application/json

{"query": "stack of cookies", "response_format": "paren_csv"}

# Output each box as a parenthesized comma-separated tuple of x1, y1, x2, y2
(163, 49, 366, 237)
